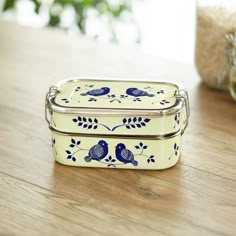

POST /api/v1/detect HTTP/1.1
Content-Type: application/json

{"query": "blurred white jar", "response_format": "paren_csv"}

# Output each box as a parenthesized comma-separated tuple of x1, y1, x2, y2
(195, 0, 236, 90)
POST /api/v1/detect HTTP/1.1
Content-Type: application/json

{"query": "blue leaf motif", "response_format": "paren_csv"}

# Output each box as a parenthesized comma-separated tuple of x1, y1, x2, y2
(123, 118, 127, 124)
(66, 150, 71, 154)
(174, 143, 177, 149)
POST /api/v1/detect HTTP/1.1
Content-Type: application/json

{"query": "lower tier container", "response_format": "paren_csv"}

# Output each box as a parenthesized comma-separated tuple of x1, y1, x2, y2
(51, 128, 182, 170)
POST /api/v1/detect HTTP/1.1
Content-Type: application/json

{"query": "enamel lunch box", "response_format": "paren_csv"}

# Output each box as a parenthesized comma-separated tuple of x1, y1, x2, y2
(45, 78, 189, 169)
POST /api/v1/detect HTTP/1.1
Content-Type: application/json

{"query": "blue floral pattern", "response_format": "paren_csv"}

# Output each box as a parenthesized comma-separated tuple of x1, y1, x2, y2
(72, 116, 151, 132)
(65, 138, 88, 162)
(60, 84, 170, 105)
(52, 138, 57, 155)
(62, 138, 156, 167)
(168, 143, 179, 160)
(174, 113, 180, 128)
(52, 138, 180, 167)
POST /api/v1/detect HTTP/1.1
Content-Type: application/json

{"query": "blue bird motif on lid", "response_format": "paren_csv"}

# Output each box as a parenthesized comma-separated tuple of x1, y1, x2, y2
(115, 143, 138, 166)
(81, 87, 110, 96)
(84, 140, 108, 162)
(126, 88, 154, 97)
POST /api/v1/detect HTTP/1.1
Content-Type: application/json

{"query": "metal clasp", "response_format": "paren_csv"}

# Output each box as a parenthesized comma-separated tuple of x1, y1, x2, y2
(176, 89, 190, 135)
(45, 86, 60, 125)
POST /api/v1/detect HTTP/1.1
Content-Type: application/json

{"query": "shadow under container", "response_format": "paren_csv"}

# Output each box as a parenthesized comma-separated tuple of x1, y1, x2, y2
(45, 78, 190, 170)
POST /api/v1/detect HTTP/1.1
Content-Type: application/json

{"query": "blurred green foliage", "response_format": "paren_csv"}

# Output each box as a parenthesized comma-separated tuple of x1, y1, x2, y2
(1, 0, 140, 43)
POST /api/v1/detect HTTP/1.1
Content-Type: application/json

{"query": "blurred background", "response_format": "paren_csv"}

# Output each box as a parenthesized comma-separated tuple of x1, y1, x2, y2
(0, 0, 196, 64)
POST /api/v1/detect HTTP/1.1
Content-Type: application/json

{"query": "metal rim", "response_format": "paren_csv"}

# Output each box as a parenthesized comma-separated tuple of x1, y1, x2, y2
(55, 77, 185, 90)
(48, 96, 185, 116)
(50, 126, 182, 140)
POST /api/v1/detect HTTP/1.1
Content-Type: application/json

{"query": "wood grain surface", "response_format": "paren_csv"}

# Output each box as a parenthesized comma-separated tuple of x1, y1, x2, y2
(0, 21, 236, 236)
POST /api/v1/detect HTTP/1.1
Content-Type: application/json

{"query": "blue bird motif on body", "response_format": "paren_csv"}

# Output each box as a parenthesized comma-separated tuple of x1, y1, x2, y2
(84, 140, 108, 162)
(115, 143, 138, 166)
(126, 88, 154, 97)
(81, 87, 110, 96)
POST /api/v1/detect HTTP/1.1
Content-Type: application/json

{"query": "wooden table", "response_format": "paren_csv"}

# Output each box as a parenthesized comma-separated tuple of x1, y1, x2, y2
(0, 21, 236, 236)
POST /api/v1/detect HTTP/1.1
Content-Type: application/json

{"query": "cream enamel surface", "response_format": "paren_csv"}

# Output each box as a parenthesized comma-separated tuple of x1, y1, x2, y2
(52, 131, 182, 170)
(48, 79, 188, 169)
(54, 79, 179, 109)
(51, 112, 183, 136)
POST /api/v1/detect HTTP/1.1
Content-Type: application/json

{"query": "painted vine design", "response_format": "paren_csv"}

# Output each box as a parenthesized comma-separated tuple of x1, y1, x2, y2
(174, 113, 180, 128)
(72, 116, 151, 131)
(52, 138, 57, 155)
(52, 138, 180, 168)
(61, 86, 81, 103)
(62, 139, 156, 167)
(59, 84, 172, 105)
(168, 143, 179, 160)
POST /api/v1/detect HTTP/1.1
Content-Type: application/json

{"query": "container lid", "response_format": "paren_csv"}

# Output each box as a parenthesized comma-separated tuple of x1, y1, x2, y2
(45, 78, 190, 137)
(46, 78, 187, 115)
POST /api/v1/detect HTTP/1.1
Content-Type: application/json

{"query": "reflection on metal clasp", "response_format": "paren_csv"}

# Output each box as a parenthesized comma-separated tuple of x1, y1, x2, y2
(176, 89, 190, 135)
(45, 86, 60, 125)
